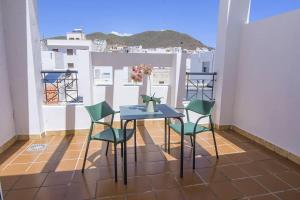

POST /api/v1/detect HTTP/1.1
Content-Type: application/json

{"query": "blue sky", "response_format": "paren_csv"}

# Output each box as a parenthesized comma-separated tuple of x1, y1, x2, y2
(38, 0, 300, 47)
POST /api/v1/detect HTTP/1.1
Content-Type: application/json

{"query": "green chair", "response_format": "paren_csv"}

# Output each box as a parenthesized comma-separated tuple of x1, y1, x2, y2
(168, 99, 219, 169)
(82, 101, 136, 182)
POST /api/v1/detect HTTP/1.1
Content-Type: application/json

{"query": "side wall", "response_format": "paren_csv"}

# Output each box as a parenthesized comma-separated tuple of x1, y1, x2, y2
(233, 9, 300, 156)
(0, 0, 16, 146)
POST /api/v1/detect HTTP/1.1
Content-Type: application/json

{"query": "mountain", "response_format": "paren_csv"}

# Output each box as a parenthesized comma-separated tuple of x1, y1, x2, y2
(48, 30, 211, 50)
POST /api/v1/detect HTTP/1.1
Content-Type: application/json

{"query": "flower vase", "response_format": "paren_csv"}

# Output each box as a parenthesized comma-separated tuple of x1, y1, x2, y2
(146, 100, 156, 112)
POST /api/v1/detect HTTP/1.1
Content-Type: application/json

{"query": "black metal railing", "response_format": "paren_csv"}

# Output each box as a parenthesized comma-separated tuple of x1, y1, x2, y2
(185, 72, 217, 101)
(41, 70, 82, 104)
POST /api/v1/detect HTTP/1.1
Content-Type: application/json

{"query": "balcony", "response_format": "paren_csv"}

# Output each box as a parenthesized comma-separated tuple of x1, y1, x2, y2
(0, 0, 300, 200)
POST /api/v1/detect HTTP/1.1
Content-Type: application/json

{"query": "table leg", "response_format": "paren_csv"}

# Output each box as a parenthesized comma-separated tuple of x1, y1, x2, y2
(134, 120, 137, 162)
(123, 120, 131, 185)
(120, 120, 123, 158)
(164, 118, 167, 151)
(176, 117, 184, 178)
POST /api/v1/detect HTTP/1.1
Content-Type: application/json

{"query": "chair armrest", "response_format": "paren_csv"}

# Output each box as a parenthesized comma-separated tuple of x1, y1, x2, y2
(94, 121, 111, 127)
(193, 115, 210, 133)
(114, 111, 120, 114)
(175, 107, 185, 110)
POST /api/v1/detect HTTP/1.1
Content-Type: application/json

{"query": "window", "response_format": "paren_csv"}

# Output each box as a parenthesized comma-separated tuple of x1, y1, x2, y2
(67, 49, 74, 55)
(202, 61, 210, 73)
(93, 66, 113, 85)
(52, 48, 58, 52)
(68, 63, 74, 68)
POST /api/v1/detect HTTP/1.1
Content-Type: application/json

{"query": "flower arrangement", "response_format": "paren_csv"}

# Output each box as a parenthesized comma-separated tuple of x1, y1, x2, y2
(130, 64, 161, 112)
(130, 64, 152, 83)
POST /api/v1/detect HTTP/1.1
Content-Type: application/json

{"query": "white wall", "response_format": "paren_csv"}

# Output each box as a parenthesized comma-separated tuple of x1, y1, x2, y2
(0, 0, 16, 146)
(41, 51, 64, 70)
(91, 52, 182, 109)
(1, 0, 44, 136)
(233, 9, 300, 156)
(214, 0, 251, 126)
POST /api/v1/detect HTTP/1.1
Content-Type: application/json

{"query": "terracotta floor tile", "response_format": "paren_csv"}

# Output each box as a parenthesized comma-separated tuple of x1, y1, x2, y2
(233, 178, 268, 196)
(0, 175, 21, 190)
(255, 174, 291, 192)
(65, 182, 97, 200)
(226, 153, 252, 163)
(257, 160, 289, 174)
(55, 159, 77, 172)
(13, 173, 48, 189)
(249, 194, 278, 200)
(35, 152, 60, 162)
(1, 163, 30, 176)
(155, 188, 186, 200)
(209, 181, 242, 200)
(206, 155, 234, 166)
(35, 185, 68, 200)
(149, 173, 178, 190)
(183, 185, 217, 200)
(0, 126, 300, 200)
(27, 161, 56, 173)
(126, 176, 152, 194)
(66, 143, 84, 151)
(219, 165, 249, 180)
(62, 150, 81, 160)
(246, 150, 272, 161)
(96, 179, 126, 197)
(42, 171, 73, 186)
(275, 171, 300, 188)
(174, 169, 203, 186)
(5, 187, 38, 200)
(237, 162, 268, 176)
(72, 168, 100, 182)
(127, 191, 156, 200)
(144, 161, 170, 175)
(275, 190, 300, 200)
(196, 167, 228, 183)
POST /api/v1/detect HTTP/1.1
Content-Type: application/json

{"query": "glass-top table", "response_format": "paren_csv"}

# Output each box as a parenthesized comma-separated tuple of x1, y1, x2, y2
(120, 104, 185, 185)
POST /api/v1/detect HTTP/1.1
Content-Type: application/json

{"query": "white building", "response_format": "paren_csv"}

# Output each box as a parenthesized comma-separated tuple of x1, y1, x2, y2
(186, 50, 215, 73)
(42, 29, 106, 70)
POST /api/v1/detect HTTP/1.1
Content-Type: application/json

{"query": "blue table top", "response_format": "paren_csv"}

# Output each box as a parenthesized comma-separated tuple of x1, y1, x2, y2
(119, 104, 185, 120)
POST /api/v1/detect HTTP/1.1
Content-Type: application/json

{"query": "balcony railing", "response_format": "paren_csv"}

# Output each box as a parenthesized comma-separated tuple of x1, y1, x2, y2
(185, 72, 217, 101)
(41, 70, 82, 104)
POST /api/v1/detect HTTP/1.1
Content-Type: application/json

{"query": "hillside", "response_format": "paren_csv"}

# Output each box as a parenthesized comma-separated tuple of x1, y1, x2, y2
(49, 30, 211, 50)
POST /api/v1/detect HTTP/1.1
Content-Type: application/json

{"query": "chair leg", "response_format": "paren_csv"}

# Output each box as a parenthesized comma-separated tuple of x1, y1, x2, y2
(193, 134, 196, 169)
(105, 141, 110, 156)
(82, 138, 91, 173)
(114, 143, 118, 182)
(190, 136, 194, 147)
(212, 128, 219, 159)
(121, 143, 123, 158)
(168, 124, 171, 154)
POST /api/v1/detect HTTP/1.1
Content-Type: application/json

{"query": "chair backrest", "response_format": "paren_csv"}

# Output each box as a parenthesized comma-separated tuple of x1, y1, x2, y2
(186, 99, 215, 115)
(85, 101, 115, 122)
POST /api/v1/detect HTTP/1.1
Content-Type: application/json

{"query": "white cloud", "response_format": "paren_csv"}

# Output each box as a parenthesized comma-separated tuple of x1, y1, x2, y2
(111, 31, 133, 36)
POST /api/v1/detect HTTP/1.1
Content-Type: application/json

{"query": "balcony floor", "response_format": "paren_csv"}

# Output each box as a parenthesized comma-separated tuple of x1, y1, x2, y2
(0, 124, 300, 200)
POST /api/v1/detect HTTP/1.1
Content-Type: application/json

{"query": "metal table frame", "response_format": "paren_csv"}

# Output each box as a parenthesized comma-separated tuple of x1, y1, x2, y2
(120, 104, 184, 185)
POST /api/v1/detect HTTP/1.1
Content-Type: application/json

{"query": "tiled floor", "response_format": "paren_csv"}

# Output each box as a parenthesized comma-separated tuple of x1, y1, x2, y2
(1, 123, 300, 200)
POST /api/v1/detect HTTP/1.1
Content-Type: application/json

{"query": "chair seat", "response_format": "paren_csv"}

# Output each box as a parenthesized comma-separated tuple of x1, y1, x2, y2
(169, 122, 210, 135)
(91, 128, 135, 143)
